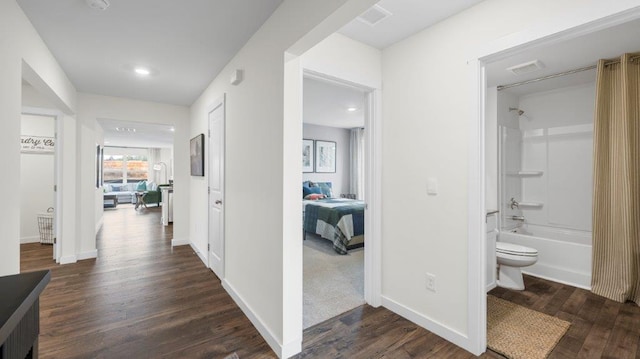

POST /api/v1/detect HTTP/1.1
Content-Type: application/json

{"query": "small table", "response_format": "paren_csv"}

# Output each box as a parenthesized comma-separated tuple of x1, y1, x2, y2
(134, 192, 147, 210)
(103, 194, 118, 208)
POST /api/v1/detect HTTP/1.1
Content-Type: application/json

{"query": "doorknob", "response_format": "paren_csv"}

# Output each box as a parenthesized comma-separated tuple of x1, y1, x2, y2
(215, 200, 222, 205)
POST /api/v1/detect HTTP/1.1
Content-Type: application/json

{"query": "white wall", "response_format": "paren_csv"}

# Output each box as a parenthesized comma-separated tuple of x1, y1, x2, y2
(380, 0, 640, 347)
(189, 1, 379, 356)
(77, 93, 190, 258)
(0, 0, 77, 275)
(302, 124, 350, 196)
(518, 83, 595, 232)
(497, 91, 524, 229)
(20, 114, 55, 243)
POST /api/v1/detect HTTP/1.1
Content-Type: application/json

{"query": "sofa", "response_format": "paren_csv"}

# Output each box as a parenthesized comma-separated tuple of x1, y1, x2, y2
(103, 181, 164, 206)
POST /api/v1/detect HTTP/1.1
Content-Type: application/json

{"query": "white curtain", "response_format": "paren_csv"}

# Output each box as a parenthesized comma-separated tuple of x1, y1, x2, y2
(349, 128, 365, 200)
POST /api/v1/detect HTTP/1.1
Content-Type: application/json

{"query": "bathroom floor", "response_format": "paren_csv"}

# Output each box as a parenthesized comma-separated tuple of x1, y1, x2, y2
(489, 275, 640, 358)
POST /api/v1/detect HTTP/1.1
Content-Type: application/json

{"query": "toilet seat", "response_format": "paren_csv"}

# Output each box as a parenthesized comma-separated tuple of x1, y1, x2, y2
(496, 242, 537, 257)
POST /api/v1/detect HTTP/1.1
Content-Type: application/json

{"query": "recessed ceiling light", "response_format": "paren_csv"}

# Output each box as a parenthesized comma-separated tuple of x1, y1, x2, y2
(170, 128, 175, 132)
(115, 127, 136, 132)
(85, 0, 110, 11)
(347, 107, 358, 112)
(134, 67, 151, 76)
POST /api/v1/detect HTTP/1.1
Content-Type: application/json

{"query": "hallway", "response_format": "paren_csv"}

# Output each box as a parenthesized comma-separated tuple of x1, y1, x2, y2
(21, 206, 272, 358)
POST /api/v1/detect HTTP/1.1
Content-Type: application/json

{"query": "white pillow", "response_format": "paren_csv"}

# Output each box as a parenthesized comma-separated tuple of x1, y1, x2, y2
(147, 181, 157, 191)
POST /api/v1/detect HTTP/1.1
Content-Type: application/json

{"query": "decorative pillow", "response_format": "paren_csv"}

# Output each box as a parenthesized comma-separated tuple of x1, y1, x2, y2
(103, 184, 112, 192)
(147, 181, 157, 191)
(304, 193, 325, 200)
(316, 182, 333, 198)
(308, 186, 323, 195)
(303, 186, 312, 197)
(136, 181, 147, 191)
(111, 185, 121, 192)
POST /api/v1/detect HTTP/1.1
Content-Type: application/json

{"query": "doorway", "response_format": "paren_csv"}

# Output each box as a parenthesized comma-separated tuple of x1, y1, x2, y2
(475, 9, 640, 355)
(20, 111, 59, 266)
(300, 71, 380, 329)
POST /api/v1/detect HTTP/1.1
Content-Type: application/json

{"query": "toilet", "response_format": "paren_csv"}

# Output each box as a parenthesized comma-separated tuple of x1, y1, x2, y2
(496, 242, 538, 290)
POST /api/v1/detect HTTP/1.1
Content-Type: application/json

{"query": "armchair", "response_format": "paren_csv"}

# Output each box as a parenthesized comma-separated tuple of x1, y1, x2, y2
(144, 184, 171, 206)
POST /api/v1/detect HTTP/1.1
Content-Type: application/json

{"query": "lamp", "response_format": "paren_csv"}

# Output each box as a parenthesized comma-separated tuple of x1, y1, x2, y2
(153, 162, 167, 184)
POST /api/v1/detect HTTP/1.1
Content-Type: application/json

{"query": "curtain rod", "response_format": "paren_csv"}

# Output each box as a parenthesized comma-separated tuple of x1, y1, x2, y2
(497, 54, 640, 91)
(497, 65, 596, 91)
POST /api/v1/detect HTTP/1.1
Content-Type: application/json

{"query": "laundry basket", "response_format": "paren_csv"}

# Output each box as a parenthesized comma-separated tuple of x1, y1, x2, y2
(37, 207, 54, 245)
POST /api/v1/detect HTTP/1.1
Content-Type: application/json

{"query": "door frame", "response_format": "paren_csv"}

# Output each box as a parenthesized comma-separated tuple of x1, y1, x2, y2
(302, 69, 382, 306)
(21, 106, 63, 264)
(467, 6, 640, 355)
(207, 94, 226, 278)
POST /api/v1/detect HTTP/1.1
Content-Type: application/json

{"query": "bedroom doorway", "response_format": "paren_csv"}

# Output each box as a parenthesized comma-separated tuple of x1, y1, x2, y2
(301, 73, 372, 328)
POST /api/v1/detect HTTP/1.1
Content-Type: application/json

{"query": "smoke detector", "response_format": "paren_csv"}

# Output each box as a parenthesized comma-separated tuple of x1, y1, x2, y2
(507, 60, 545, 75)
(357, 5, 392, 26)
(86, 0, 110, 11)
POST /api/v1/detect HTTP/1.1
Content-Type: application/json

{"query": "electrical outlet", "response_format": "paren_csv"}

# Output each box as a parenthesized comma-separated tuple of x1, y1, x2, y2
(426, 273, 436, 292)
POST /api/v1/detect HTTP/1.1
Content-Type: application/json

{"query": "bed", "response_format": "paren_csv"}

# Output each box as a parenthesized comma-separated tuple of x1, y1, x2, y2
(303, 198, 365, 254)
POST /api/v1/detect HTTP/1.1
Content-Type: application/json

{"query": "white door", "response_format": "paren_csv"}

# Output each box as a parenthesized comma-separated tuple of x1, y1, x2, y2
(208, 96, 225, 278)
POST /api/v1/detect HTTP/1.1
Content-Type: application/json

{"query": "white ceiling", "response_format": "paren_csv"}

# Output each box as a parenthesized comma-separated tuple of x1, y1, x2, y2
(339, 0, 484, 49)
(303, 77, 365, 129)
(16, 0, 282, 106)
(98, 118, 174, 148)
(487, 18, 640, 96)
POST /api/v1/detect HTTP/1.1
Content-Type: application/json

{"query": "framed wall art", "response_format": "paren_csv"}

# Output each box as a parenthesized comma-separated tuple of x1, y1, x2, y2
(190, 134, 205, 176)
(315, 140, 336, 173)
(302, 139, 314, 173)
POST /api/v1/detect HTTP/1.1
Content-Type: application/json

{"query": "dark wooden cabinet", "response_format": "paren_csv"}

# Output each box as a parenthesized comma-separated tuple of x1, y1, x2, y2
(0, 271, 50, 359)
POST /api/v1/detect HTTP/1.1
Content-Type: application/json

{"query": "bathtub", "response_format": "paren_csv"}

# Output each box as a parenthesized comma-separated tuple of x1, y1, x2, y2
(499, 224, 592, 289)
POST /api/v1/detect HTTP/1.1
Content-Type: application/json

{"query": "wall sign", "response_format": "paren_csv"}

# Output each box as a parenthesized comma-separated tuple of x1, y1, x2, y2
(21, 135, 55, 153)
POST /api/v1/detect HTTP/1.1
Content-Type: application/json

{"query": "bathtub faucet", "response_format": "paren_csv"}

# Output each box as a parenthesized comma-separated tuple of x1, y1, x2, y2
(511, 215, 525, 221)
(509, 197, 519, 209)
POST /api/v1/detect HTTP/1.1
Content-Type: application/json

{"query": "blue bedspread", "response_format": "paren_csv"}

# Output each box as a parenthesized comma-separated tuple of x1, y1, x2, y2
(303, 199, 365, 254)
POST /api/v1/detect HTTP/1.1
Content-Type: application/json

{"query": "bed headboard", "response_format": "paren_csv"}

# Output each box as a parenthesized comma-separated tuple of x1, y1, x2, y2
(303, 181, 333, 198)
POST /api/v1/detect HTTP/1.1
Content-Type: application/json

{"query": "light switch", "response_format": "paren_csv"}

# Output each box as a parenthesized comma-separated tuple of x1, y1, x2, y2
(427, 178, 438, 195)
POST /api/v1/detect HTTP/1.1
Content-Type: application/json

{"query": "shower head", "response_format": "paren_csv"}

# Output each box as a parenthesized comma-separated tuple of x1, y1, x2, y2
(509, 107, 525, 116)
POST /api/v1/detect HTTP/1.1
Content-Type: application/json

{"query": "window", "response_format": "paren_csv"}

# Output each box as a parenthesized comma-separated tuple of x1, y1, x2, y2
(103, 148, 148, 183)
(126, 154, 148, 182)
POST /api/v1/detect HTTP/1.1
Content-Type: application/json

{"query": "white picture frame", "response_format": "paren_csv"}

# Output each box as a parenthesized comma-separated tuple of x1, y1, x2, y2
(315, 140, 336, 173)
(302, 139, 314, 173)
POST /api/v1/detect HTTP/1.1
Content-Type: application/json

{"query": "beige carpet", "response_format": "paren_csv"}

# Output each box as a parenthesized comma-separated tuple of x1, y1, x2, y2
(303, 234, 364, 329)
(487, 295, 571, 359)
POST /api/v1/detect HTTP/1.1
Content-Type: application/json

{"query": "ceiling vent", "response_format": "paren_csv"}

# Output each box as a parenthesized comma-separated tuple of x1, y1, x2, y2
(85, 0, 110, 11)
(507, 60, 545, 75)
(357, 5, 392, 26)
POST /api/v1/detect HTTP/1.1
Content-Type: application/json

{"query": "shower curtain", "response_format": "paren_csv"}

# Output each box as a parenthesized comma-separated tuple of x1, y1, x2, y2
(591, 53, 640, 305)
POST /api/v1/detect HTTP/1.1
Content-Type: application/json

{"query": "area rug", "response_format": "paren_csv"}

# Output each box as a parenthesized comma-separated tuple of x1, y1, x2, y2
(303, 234, 364, 329)
(487, 295, 570, 359)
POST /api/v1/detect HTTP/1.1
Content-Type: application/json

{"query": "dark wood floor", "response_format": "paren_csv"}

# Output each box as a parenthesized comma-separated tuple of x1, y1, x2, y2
(20, 206, 639, 358)
(490, 276, 640, 359)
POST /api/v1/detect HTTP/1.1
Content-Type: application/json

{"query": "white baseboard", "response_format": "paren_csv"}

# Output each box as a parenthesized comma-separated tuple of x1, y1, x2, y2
(59, 255, 77, 265)
(171, 237, 189, 246)
(382, 295, 472, 354)
(190, 241, 208, 267)
(21, 236, 40, 244)
(222, 279, 295, 358)
(77, 249, 98, 260)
